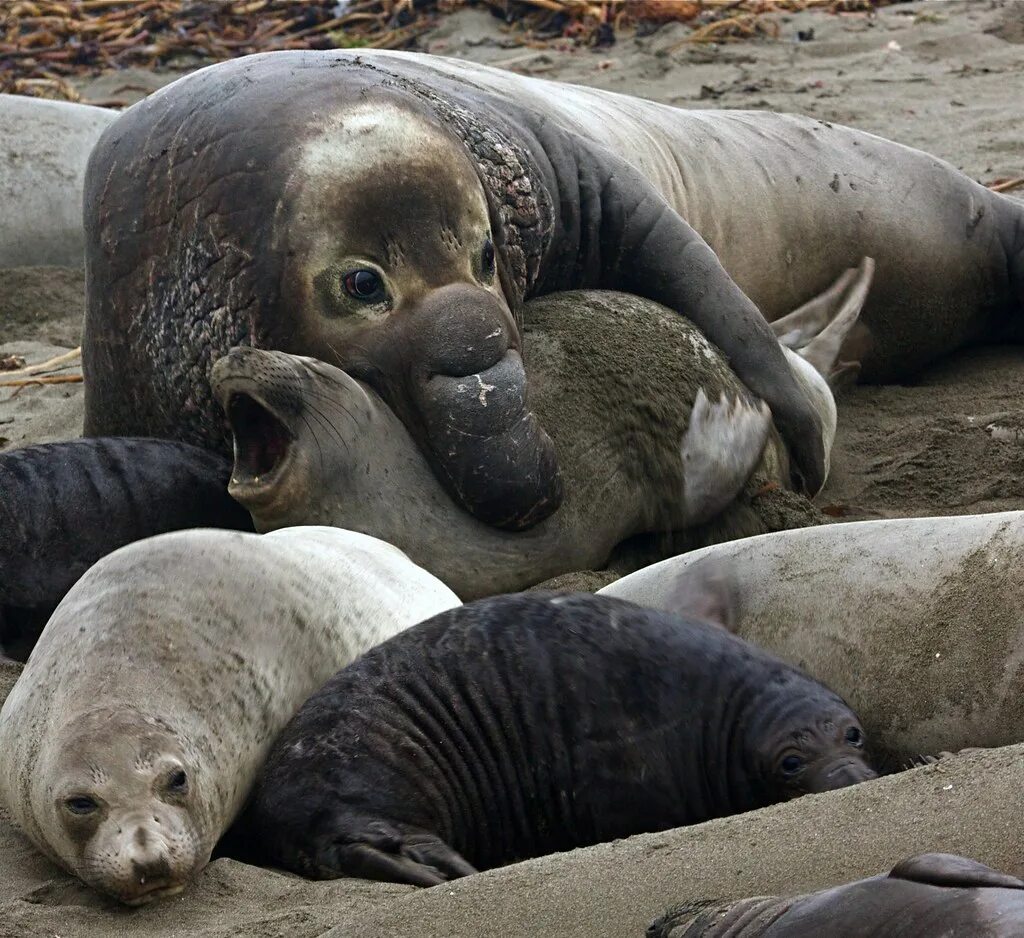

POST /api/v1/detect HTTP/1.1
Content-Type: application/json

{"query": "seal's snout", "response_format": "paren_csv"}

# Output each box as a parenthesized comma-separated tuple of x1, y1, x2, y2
(814, 758, 878, 791)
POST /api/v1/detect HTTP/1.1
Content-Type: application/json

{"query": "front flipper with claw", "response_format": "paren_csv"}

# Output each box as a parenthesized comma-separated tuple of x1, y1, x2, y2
(679, 389, 772, 527)
(308, 820, 477, 888)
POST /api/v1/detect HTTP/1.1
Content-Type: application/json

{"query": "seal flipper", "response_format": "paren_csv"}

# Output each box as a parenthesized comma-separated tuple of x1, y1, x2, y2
(564, 140, 826, 494)
(662, 558, 739, 633)
(889, 853, 1024, 890)
(679, 390, 771, 527)
(792, 256, 874, 386)
(313, 823, 476, 887)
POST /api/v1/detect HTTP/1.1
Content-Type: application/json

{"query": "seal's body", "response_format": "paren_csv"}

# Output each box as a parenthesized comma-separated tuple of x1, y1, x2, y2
(80, 51, 1016, 521)
(601, 511, 1024, 766)
(233, 592, 875, 886)
(650, 853, 1024, 937)
(0, 437, 253, 660)
(214, 283, 863, 598)
(0, 95, 117, 266)
(0, 526, 459, 905)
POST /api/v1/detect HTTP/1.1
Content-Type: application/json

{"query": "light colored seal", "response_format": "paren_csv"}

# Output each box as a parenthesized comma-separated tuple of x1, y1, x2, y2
(0, 95, 117, 267)
(0, 525, 459, 905)
(600, 510, 1024, 767)
(82, 50, 1024, 522)
(211, 268, 868, 599)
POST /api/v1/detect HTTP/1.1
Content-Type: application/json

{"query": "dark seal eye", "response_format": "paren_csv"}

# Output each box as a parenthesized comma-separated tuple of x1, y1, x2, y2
(65, 796, 99, 816)
(844, 726, 864, 747)
(780, 755, 804, 776)
(342, 269, 385, 302)
(167, 769, 189, 794)
(481, 238, 495, 275)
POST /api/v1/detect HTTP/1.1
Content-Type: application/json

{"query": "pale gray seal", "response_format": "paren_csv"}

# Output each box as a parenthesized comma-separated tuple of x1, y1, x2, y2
(601, 510, 1024, 767)
(0, 526, 459, 905)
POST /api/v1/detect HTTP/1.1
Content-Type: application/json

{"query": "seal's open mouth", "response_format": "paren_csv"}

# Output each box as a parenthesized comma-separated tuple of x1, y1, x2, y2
(225, 392, 294, 499)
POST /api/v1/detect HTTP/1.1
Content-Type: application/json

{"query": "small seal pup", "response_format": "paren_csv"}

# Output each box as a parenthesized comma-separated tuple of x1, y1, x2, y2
(212, 270, 867, 598)
(230, 592, 876, 885)
(0, 526, 460, 905)
(649, 853, 1024, 937)
(600, 510, 1024, 767)
(90, 49, 1024, 519)
(0, 437, 253, 661)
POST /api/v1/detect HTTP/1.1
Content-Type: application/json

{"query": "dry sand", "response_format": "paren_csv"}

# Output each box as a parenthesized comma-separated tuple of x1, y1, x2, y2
(1, 0, 1024, 934)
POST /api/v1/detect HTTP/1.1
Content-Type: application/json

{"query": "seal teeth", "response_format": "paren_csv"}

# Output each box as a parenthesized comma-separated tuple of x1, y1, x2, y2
(226, 392, 292, 485)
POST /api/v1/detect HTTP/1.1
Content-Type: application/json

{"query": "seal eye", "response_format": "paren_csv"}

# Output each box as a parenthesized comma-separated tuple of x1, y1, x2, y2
(167, 770, 189, 794)
(481, 238, 495, 276)
(65, 796, 98, 816)
(844, 726, 863, 747)
(342, 269, 385, 303)
(780, 755, 804, 776)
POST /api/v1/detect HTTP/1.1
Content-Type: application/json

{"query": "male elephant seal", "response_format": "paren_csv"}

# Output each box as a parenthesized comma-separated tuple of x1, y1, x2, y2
(230, 592, 875, 885)
(80, 51, 1019, 523)
(0, 437, 253, 661)
(212, 272, 867, 598)
(600, 510, 1024, 767)
(649, 853, 1024, 937)
(0, 526, 459, 905)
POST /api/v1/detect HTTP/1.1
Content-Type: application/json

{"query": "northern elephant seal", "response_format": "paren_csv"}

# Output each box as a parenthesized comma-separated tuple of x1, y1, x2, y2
(0, 95, 117, 267)
(0, 526, 459, 905)
(230, 592, 875, 886)
(212, 274, 866, 598)
(81, 51, 1024, 521)
(0, 437, 253, 661)
(650, 854, 1024, 937)
(600, 510, 1024, 766)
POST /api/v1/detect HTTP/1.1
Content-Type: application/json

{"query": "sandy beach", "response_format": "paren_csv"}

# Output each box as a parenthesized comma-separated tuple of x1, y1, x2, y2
(2, 1, 1024, 934)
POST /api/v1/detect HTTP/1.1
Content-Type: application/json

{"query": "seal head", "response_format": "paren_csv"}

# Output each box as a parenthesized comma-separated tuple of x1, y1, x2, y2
(38, 708, 206, 906)
(279, 99, 561, 529)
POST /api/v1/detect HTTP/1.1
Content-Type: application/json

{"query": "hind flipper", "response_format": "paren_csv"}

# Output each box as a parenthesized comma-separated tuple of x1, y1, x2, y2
(797, 257, 875, 384)
(771, 266, 860, 349)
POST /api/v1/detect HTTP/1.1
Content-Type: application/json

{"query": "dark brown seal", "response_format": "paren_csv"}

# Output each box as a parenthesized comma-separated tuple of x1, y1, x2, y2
(649, 853, 1024, 937)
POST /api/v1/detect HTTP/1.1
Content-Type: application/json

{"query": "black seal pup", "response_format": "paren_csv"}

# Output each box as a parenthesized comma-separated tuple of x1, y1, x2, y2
(0, 437, 252, 660)
(230, 592, 876, 885)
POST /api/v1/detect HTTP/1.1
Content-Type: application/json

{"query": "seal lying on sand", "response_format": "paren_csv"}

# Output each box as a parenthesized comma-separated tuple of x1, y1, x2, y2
(0, 526, 459, 905)
(82, 51, 1024, 522)
(213, 275, 866, 598)
(649, 853, 1024, 937)
(0, 437, 253, 661)
(230, 592, 876, 886)
(0, 95, 117, 267)
(601, 510, 1024, 767)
